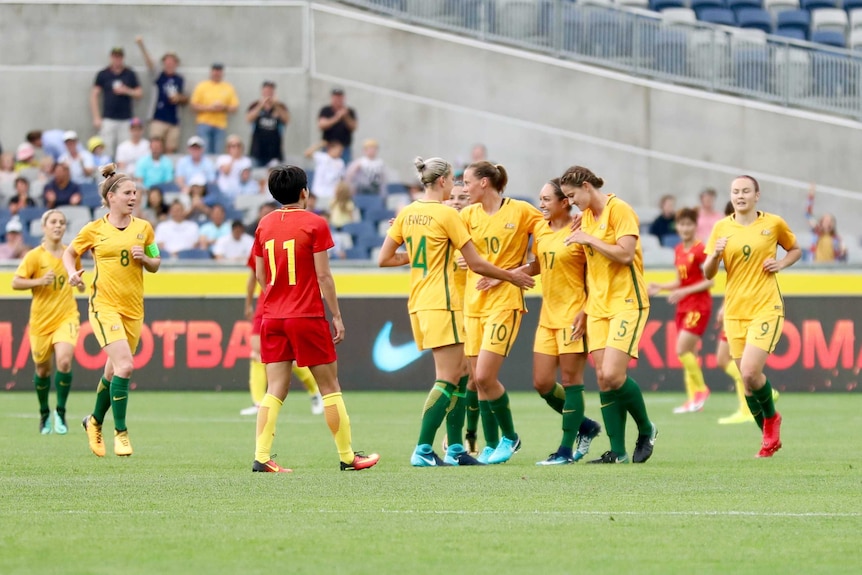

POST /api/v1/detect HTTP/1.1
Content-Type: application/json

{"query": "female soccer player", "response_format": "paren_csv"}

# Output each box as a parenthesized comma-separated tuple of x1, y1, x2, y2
(379, 158, 534, 466)
(460, 161, 542, 464)
(562, 166, 657, 464)
(12, 210, 85, 434)
(648, 207, 714, 414)
(704, 176, 801, 457)
(64, 163, 161, 457)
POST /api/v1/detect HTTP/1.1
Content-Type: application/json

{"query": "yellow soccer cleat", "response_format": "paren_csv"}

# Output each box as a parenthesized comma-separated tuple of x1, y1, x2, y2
(718, 409, 754, 425)
(82, 415, 106, 457)
(114, 430, 133, 457)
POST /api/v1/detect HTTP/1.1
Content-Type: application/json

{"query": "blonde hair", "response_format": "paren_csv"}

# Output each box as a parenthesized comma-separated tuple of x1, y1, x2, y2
(40, 209, 66, 227)
(331, 181, 354, 211)
(98, 163, 133, 207)
(414, 157, 452, 186)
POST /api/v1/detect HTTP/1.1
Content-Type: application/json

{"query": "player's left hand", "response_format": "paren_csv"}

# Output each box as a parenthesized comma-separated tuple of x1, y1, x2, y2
(564, 230, 590, 247)
(457, 256, 467, 270)
(570, 311, 586, 341)
(331, 316, 345, 344)
(569, 212, 582, 231)
(762, 258, 782, 273)
(668, 290, 685, 304)
(131, 245, 145, 261)
(476, 277, 502, 291)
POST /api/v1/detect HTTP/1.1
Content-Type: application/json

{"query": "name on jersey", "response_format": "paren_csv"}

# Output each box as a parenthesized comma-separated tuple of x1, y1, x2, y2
(407, 215, 434, 226)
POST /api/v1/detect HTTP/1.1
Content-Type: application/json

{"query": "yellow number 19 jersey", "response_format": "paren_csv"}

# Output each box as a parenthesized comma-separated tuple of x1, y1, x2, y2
(15, 246, 81, 336)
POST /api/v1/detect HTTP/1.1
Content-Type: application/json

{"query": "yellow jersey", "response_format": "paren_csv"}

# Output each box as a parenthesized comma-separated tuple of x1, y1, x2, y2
(388, 200, 471, 312)
(460, 198, 542, 317)
(706, 212, 796, 320)
(451, 249, 467, 300)
(533, 223, 587, 329)
(190, 80, 239, 129)
(579, 194, 648, 318)
(15, 245, 81, 336)
(70, 216, 156, 320)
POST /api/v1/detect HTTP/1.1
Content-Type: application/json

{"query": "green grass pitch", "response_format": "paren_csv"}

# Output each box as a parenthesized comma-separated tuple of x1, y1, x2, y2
(1, 390, 860, 575)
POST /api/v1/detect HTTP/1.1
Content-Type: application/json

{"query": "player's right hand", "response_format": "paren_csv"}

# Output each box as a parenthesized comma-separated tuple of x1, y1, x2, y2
(68, 269, 85, 287)
(42, 270, 55, 286)
(509, 270, 535, 290)
(713, 237, 728, 256)
(647, 282, 660, 297)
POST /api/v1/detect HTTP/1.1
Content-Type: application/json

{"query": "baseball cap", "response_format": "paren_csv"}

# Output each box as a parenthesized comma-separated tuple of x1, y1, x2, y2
(262, 80, 276, 88)
(87, 136, 105, 153)
(189, 174, 207, 187)
(211, 62, 224, 70)
(16, 142, 35, 162)
(187, 135, 205, 148)
(111, 47, 124, 56)
(63, 130, 78, 142)
(5, 219, 23, 234)
(130, 117, 143, 128)
(331, 87, 345, 95)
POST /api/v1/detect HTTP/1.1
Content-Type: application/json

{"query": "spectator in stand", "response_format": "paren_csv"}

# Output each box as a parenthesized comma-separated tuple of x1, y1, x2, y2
(212, 220, 253, 261)
(695, 188, 723, 243)
(457, 143, 488, 178)
(15, 143, 39, 172)
(317, 87, 357, 163)
(237, 167, 261, 196)
(216, 135, 253, 199)
(185, 176, 212, 223)
(25, 131, 47, 163)
(0, 219, 30, 260)
(245, 201, 279, 235)
(58, 132, 95, 184)
(328, 181, 359, 230)
(90, 46, 142, 156)
(141, 186, 169, 226)
(43, 162, 81, 208)
(135, 36, 187, 153)
(306, 192, 324, 217)
(246, 80, 289, 167)
(88, 137, 112, 168)
(39, 129, 67, 161)
(649, 194, 679, 247)
(407, 181, 423, 202)
(198, 202, 231, 250)
(0, 153, 14, 186)
(36, 157, 55, 186)
(304, 140, 344, 207)
(190, 63, 239, 155)
(806, 184, 847, 263)
(115, 118, 150, 174)
(346, 139, 387, 196)
(8, 177, 36, 214)
(155, 200, 200, 257)
(135, 137, 174, 189)
(175, 135, 216, 191)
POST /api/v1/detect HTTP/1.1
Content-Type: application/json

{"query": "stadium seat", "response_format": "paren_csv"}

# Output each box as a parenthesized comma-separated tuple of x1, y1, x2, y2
(764, 0, 799, 18)
(0, 210, 11, 240)
(344, 246, 370, 260)
(698, 7, 737, 26)
(776, 10, 811, 37)
(331, 231, 353, 251)
(811, 29, 846, 46)
(640, 234, 662, 252)
(17, 206, 45, 227)
(650, 0, 685, 12)
(800, 0, 837, 10)
(661, 234, 682, 248)
(353, 194, 385, 214)
(175, 248, 213, 260)
(355, 234, 384, 253)
(233, 193, 270, 215)
(850, 28, 862, 49)
(29, 218, 43, 238)
(386, 183, 408, 196)
(618, 0, 649, 8)
(364, 207, 397, 224)
(776, 27, 808, 39)
(385, 193, 410, 212)
(728, 0, 764, 13)
(851, 9, 862, 30)
(662, 8, 698, 24)
(341, 221, 377, 241)
(847, 3, 862, 22)
(691, 0, 725, 15)
(811, 8, 848, 34)
(735, 8, 773, 31)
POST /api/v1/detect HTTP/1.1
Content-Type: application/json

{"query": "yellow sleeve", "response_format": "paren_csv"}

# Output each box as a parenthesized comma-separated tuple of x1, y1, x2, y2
(144, 221, 156, 246)
(70, 221, 97, 256)
(228, 87, 240, 108)
(442, 209, 471, 250)
(775, 216, 797, 251)
(387, 211, 405, 245)
(522, 202, 543, 235)
(190, 82, 205, 106)
(611, 203, 640, 240)
(14, 249, 38, 279)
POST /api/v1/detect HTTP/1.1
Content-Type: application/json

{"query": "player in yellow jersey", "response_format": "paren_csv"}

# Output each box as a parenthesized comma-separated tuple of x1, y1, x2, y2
(64, 164, 161, 457)
(562, 166, 657, 464)
(12, 210, 86, 435)
(704, 176, 801, 457)
(379, 157, 534, 466)
(460, 161, 543, 464)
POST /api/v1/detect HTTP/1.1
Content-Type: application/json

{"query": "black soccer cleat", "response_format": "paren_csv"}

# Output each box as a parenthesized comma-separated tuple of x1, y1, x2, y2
(632, 424, 658, 463)
(588, 451, 630, 464)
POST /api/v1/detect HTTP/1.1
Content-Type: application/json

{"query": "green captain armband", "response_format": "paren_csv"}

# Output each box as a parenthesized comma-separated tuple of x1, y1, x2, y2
(145, 243, 160, 258)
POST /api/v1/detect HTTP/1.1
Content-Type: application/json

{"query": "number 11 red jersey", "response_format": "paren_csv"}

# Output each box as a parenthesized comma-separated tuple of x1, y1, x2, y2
(253, 207, 335, 319)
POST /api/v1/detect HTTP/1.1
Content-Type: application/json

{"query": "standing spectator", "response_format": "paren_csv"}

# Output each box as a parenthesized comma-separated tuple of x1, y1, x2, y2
(155, 200, 200, 257)
(806, 184, 847, 263)
(8, 177, 36, 214)
(15, 143, 39, 172)
(114, 118, 150, 174)
(304, 140, 344, 207)
(328, 181, 359, 230)
(695, 188, 723, 243)
(0, 219, 30, 260)
(0, 153, 14, 186)
(43, 162, 81, 208)
(246, 80, 289, 167)
(216, 135, 253, 199)
(345, 139, 387, 196)
(198, 203, 231, 249)
(212, 220, 253, 261)
(190, 63, 239, 155)
(88, 137, 112, 168)
(90, 47, 142, 156)
(58, 132, 95, 184)
(134, 137, 174, 189)
(175, 136, 216, 191)
(135, 37, 187, 153)
(140, 186, 169, 226)
(317, 88, 357, 163)
(25, 131, 47, 163)
(649, 194, 678, 247)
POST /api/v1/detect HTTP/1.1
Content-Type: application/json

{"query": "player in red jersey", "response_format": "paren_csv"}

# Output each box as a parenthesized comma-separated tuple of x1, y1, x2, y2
(250, 165, 379, 473)
(648, 208, 714, 413)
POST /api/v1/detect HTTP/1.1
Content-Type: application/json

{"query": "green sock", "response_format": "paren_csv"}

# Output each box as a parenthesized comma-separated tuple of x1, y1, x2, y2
(561, 385, 585, 450)
(599, 389, 627, 455)
(418, 380, 456, 446)
(618, 376, 653, 436)
(478, 399, 499, 448)
(753, 379, 777, 419)
(489, 391, 517, 441)
(93, 377, 112, 424)
(465, 389, 480, 434)
(54, 371, 72, 416)
(745, 395, 764, 430)
(110, 376, 130, 432)
(445, 375, 469, 448)
(540, 382, 566, 414)
(34, 375, 51, 416)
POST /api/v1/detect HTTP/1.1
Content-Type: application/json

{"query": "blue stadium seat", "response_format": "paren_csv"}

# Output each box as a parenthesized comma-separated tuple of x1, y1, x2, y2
(811, 29, 846, 47)
(698, 7, 737, 25)
(364, 208, 396, 224)
(355, 234, 383, 253)
(157, 181, 180, 194)
(776, 10, 810, 37)
(728, 0, 764, 12)
(353, 194, 384, 214)
(737, 8, 773, 32)
(776, 27, 807, 40)
(386, 183, 408, 196)
(0, 210, 11, 241)
(651, 0, 685, 12)
(800, 0, 837, 10)
(341, 221, 377, 241)
(690, 0, 724, 13)
(345, 247, 370, 260)
(844, 0, 862, 12)
(17, 206, 45, 227)
(175, 248, 213, 260)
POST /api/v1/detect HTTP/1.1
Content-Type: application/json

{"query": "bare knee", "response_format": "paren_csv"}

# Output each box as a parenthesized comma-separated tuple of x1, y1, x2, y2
(112, 359, 134, 379)
(533, 377, 554, 395)
(56, 357, 73, 373)
(34, 364, 51, 378)
(597, 368, 626, 391)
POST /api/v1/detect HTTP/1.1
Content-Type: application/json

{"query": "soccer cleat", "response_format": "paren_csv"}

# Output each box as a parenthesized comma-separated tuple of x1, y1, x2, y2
(341, 451, 381, 471)
(588, 450, 629, 464)
(757, 412, 783, 458)
(465, 431, 478, 456)
(692, 388, 711, 411)
(40, 413, 52, 435)
(574, 419, 602, 462)
(410, 445, 449, 467)
(252, 459, 293, 473)
(82, 415, 105, 457)
(53, 411, 68, 435)
(477, 446, 495, 464)
(673, 400, 699, 414)
(536, 452, 574, 466)
(487, 436, 521, 464)
(310, 393, 324, 415)
(239, 404, 259, 416)
(718, 409, 753, 425)
(632, 423, 658, 463)
(444, 444, 484, 466)
(114, 430, 133, 457)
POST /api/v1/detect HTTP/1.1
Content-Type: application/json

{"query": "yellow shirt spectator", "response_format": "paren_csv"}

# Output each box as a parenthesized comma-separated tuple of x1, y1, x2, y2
(15, 246, 81, 335)
(191, 80, 239, 129)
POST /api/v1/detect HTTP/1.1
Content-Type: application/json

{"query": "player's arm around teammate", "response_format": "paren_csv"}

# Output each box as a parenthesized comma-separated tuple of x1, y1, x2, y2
(704, 176, 801, 457)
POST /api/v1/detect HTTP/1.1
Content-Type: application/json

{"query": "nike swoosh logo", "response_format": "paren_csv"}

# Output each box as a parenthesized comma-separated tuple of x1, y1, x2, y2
(372, 321, 428, 373)
(600, 402, 615, 408)
(112, 396, 127, 401)
(418, 455, 438, 466)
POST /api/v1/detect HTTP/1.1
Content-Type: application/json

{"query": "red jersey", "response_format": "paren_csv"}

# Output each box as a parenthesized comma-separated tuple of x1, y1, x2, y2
(253, 207, 334, 319)
(674, 241, 712, 312)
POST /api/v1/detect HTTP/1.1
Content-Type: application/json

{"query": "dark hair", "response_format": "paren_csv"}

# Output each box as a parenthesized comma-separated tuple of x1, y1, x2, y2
(467, 161, 508, 192)
(231, 219, 244, 230)
(735, 175, 760, 193)
(724, 201, 734, 216)
(99, 163, 133, 207)
(26, 130, 42, 144)
(14, 176, 29, 187)
(676, 207, 698, 223)
(547, 178, 566, 202)
(559, 166, 604, 189)
(268, 166, 307, 205)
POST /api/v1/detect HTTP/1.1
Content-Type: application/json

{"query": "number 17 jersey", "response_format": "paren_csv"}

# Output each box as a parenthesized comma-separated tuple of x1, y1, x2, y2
(253, 207, 334, 319)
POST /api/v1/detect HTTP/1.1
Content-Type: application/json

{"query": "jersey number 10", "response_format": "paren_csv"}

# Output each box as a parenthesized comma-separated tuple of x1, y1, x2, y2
(264, 239, 296, 286)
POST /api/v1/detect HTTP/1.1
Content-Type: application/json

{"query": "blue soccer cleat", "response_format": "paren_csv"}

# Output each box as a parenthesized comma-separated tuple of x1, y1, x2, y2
(487, 436, 521, 464)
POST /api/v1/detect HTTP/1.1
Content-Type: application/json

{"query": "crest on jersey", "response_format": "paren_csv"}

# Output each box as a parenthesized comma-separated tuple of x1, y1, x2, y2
(505, 223, 515, 229)
(761, 229, 771, 235)
(599, 224, 606, 230)
(137, 234, 144, 240)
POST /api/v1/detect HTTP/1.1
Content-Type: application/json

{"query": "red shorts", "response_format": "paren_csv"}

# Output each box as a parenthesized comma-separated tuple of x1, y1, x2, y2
(675, 307, 711, 337)
(252, 299, 264, 336)
(259, 317, 336, 367)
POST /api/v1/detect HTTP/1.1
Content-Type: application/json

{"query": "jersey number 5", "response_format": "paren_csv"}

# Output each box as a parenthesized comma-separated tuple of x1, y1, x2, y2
(264, 238, 296, 286)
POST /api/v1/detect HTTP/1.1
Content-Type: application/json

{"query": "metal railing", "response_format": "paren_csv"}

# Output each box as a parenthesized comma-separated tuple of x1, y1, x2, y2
(338, 0, 862, 119)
